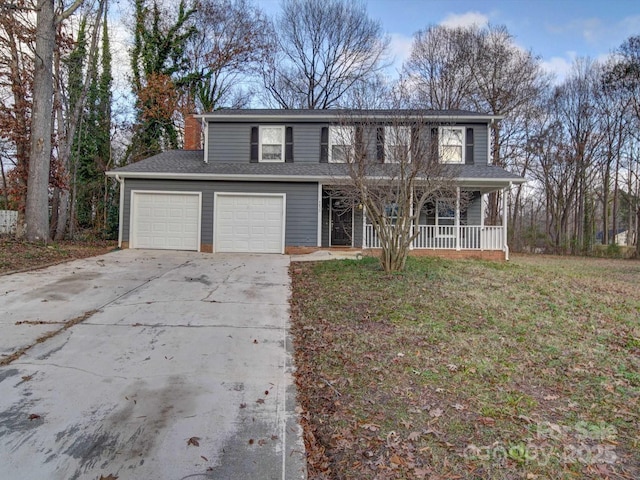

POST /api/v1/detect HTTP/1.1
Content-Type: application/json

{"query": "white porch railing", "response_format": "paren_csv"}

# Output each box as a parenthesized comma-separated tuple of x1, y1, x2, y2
(364, 224, 504, 251)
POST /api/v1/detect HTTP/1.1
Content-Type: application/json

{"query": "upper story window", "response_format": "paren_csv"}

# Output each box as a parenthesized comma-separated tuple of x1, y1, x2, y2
(385, 126, 411, 163)
(439, 126, 464, 164)
(329, 126, 354, 163)
(259, 126, 285, 162)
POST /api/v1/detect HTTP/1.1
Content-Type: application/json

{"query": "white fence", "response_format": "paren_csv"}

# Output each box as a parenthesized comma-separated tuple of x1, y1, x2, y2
(0, 210, 18, 234)
(364, 224, 504, 251)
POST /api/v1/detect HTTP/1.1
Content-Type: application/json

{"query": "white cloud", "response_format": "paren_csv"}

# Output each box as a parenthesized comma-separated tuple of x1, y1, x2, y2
(620, 15, 640, 34)
(540, 52, 576, 84)
(387, 33, 414, 73)
(440, 11, 489, 29)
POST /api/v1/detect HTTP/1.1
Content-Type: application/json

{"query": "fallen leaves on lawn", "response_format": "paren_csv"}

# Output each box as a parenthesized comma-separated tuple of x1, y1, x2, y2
(288, 259, 640, 479)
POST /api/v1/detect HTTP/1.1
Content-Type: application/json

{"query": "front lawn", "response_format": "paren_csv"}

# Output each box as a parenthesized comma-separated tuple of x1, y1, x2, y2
(289, 255, 640, 479)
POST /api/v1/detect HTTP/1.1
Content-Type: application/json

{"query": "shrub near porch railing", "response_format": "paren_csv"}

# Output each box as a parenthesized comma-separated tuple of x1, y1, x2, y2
(364, 224, 504, 250)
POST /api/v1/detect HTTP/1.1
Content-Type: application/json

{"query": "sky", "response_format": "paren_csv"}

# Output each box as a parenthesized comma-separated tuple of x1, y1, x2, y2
(106, 0, 640, 105)
(258, 0, 640, 82)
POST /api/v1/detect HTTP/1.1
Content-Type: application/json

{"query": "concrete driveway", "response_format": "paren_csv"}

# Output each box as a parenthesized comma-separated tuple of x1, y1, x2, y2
(0, 250, 306, 480)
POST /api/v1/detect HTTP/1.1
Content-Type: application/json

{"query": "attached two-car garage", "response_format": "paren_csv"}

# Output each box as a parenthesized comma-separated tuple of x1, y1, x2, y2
(129, 191, 285, 253)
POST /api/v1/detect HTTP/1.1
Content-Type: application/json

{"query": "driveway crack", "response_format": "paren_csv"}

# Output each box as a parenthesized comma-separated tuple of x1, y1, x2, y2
(201, 263, 244, 302)
(10, 362, 130, 380)
(1, 260, 193, 367)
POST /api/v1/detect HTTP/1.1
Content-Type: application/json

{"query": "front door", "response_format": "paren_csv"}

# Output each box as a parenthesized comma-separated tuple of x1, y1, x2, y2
(330, 198, 353, 246)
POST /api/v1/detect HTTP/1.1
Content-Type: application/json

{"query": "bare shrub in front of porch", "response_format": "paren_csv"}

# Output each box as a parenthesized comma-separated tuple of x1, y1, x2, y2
(331, 110, 464, 273)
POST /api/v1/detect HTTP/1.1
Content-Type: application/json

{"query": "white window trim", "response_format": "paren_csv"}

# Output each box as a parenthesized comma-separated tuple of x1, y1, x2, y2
(259, 125, 285, 163)
(439, 126, 465, 164)
(436, 198, 456, 237)
(384, 126, 411, 163)
(329, 126, 355, 163)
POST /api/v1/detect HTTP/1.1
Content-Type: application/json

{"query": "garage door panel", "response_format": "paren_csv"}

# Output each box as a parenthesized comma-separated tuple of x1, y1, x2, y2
(215, 194, 284, 253)
(132, 192, 200, 251)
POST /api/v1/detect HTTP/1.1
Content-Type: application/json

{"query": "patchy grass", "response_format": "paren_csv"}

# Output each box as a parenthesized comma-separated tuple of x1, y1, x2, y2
(0, 236, 116, 275)
(290, 254, 640, 479)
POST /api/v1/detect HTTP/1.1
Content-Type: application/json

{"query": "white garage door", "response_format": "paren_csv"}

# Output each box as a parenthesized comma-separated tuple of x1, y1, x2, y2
(131, 191, 200, 251)
(215, 193, 285, 253)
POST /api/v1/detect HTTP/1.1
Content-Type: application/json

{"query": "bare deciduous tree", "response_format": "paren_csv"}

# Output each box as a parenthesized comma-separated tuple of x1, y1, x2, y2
(330, 109, 463, 272)
(405, 24, 548, 226)
(25, 0, 84, 242)
(0, 0, 35, 233)
(185, 0, 274, 112)
(404, 25, 475, 110)
(263, 0, 389, 109)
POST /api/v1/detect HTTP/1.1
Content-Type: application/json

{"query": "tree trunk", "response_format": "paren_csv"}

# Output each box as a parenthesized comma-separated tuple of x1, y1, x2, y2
(25, 0, 55, 242)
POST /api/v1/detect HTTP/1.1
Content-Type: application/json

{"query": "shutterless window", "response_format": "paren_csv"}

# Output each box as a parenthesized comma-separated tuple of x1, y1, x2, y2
(436, 199, 455, 226)
(259, 126, 285, 162)
(385, 126, 411, 163)
(384, 202, 399, 224)
(439, 127, 464, 164)
(329, 126, 354, 163)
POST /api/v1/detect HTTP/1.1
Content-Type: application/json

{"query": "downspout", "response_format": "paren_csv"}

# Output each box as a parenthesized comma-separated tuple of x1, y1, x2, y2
(115, 174, 124, 248)
(202, 118, 208, 164)
(503, 182, 511, 260)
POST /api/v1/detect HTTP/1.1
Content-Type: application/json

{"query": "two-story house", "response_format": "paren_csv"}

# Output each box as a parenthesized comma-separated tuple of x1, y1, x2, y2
(106, 109, 525, 260)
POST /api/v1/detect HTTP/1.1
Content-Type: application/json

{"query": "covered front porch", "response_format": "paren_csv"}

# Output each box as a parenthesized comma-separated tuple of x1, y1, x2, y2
(320, 184, 511, 259)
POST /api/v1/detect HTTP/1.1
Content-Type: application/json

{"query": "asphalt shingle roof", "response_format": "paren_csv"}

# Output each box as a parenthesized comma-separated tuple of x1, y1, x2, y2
(109, 150, 525, 183)
(202, 108, 493, 117)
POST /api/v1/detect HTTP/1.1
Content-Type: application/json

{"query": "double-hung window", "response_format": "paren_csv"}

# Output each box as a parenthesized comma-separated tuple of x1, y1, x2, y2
(439, 126, 464, 164)
(384, 202, 399, 225)
(385, 126, 411, 163)
(436, 199, 455, 237)
(329, 126, 354, 163)
(259, 126, 285, 162)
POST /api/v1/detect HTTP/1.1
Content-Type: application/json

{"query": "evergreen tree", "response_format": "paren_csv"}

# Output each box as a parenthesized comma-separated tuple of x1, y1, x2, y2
(127, 0, 197, 163)
(69, 8, 113, 235)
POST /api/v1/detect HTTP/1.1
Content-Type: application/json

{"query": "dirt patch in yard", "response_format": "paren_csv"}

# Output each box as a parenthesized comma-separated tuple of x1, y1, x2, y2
(0, 237, 117, 275)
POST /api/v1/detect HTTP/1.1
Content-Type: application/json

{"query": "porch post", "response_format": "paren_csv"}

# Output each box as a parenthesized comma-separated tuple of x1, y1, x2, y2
(409, 190, 414, 250)
(317, 184, 323, 247)
(362, 204, 367, 248)
(455, 186, 460, 251)
(503, 184, 510, 260)
(480, 192, 485, 250)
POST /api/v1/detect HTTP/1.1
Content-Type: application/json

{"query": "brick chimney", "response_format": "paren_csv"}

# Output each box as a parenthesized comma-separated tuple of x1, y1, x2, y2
(184, 113, 202, 150)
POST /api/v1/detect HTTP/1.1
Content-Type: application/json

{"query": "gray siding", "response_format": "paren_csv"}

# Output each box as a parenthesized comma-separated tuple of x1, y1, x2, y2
(123, 179, 318, 247)
(466, 191, 482, 225)
(206, 121, 489, 166)
(293, 124, 322, 163)
(321, 196, 330, 247)
(469, 125, 488, 166)
(353, 209, 364, 247)
(208, 123, 251, 163)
